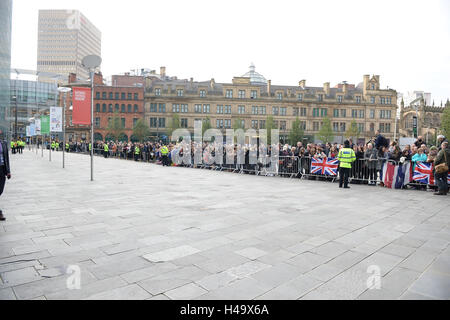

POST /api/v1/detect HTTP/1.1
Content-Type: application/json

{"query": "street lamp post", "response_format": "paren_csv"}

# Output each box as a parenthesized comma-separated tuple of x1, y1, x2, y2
(58, 87, 71, 169)
(82, 55, 102, 181)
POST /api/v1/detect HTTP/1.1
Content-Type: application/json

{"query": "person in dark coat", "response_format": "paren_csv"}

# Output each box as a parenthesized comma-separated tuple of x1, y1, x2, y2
(434, 141, 450, 195)
(0, 129, 12, 221)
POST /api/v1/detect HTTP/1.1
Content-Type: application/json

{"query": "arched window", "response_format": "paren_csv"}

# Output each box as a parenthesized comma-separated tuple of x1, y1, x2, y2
(118, 133, 128, 142)
(108, 104, 113, 112)
(109, 92, 113, 99)
(128, 104, 132, 113)
(94, 133, 103, 141)
(121, 104, 126, 112)
(102, 104, 107, 112)
(95, 103, 100, 112)
(105, 134, 115, 142)
(115, 104, 119, 112)
(134, 104, 139, 112)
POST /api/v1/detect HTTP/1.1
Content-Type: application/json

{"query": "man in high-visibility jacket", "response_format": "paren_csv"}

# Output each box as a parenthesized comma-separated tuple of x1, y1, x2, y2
(51, 141, 55, 151)
(19, 140, 24, 153)
(103, 142, 109, 158)
(337, 140, 356, 189)
(10, 141, 15, 154)
(134, 144, 140, 161)
(55, 141, 59, 151)
(89, 143, 92, 153)
(160, 145, 169, 166)
(66, 143, 70, 152)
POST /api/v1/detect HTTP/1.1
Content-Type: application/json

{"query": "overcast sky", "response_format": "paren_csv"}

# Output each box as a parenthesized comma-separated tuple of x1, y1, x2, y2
(10, 0, 450, 104)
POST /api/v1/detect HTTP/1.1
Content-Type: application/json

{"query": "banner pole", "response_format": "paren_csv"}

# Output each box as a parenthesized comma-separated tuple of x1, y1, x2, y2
(90, 70, 94, 181)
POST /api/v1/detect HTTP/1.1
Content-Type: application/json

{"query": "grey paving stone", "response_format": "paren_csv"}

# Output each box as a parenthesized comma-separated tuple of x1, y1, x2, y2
(120, 263, 179, 284)
(234, 247, 267, 260)
(165, 283, 208, 300)
(195, 271, 239, 291)
(286, 252, 332, 273)
(251, 262, 302, 287)
(398, 249, 438, 272)
(380, 243, 416, 258)
(256, 274, 323, 300)
(200, 278, 272, 300)
(0, 267, 41, 287)
(407, 269, 450, 299)
(142, 245, 200, 262)
(0, 288, 16, 300)
(84, 284, 151, 300)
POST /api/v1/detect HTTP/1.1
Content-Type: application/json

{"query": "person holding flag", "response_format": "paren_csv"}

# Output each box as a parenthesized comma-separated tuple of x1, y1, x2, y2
(337, 140, 356, 189)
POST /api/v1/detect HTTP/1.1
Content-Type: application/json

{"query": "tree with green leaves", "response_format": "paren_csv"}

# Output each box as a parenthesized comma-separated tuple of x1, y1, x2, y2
(440, 102, 450, 139)
(132, 118, 150, 142)
(106, 110, 124, 141)
(202, 117, 212, 136)
(265, 115, 276, 144)
(233, 118, 245, 130)
(289, 117, 304, 145)
(168, 114, 181, 141)
(317, 116, 334, 143)
(345, 119, 360, 140)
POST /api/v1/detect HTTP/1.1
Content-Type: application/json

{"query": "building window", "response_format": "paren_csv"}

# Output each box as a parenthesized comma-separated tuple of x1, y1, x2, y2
(181, 104, 188, 113)
(371, 83, 375, 90)
(338, 95, 343, 103)
(127, 93, 132, 100)
(358, 123, 365, 132)
(237, 119, 245, 128)
(351, 109, 357, 118)
(109, 92, 113, 99)
(177, 89, 183, 97)
(216, 119, 224, 129)
(134, 105, 139, 112)
(313, 122, 319, 131)
(226, 89, 233, 98)
(96, 92, 100, 99)
(370, 109, 375, 118)
(217, 105, 223, 114)
(199, 90, 206, 98)
(280, 121, 286, 130)
(251, 90, 257, 99)
(251, 120, 258, 129)
(333, 109, 339, 117)
(356, 96, 361, 103)
(238, 105, 245, 114)
(225, 105, 232, 114)
(102, 104, 107, 112)
(359, 110, 364, 118)
(150, 103, 157, 112)
(159, 118, 166, 128)
(203, 104, 210, 113)
(121, 118, 126, 128)
(298, 93, 303, 101)
(173, 104, 180, 113)
(321, 108, 328, 117)
(95, 103, 100, 112)
(333, 122, 339, 132)
(371, 96, 375, 104)
(121, 93, 126, 100)
(259, 106, 266, 115)
(313, 108, 320, 117)
(300, 108, 307, 117)
(108, 118, 112, 127)
(293, 107, 299, 116)
(115, 92, 119, 100)
(158, 103, 166, 113)
(133, 118, 138, 127)
(277, 92, 283, 100)
(150, 118, 157, 128)
(252, 106, 258, 115)
(95, 117, 100, 128)
(120, 104, 125, 112)
(238, 90, 245, 99)
(134, 93, 139, 100)
(340, 122, 346, 132)
(155, 88, 161, 96)
(115, 104, 119, 112)
(339, 109, 346, 117)
(108, 104, 113, 112)
(272, 106, 279, 115)
(127, 105, 132, 113)
(280, 107, 287, 116)
(181, 118, 188, 128)
(318, 94, 323, 102)
(259, 120, 266, 129)
(379, 110, 391, 119)
(195, 104, 202, 113)
(102, 92, 107, 99)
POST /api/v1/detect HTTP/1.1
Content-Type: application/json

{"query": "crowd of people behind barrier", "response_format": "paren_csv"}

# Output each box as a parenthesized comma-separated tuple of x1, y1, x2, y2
(39, 131, 450, 193)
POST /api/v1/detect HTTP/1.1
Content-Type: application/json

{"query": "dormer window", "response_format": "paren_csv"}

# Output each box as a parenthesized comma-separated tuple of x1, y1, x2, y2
(277, 92, 283, 100)
(337, 95, 343, 103)
(226, 89, 233, 98)
(199, 90, 206, 98)
(155, 88, 161, 96)
(371, 83, 375, 90)
(177, 89, 183, 97)
(318, 94, 323, 102)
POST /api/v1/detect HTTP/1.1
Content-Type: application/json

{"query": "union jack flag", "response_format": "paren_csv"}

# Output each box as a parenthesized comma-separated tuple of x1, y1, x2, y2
(311, 157, 339, 176)
(413, 162, 435, 185)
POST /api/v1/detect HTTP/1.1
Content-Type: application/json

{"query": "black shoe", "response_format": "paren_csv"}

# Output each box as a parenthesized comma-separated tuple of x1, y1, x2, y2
(344, 186, 350, 189)
(434, 192, 446, 195)
(339, 186, 342, 188)
(0, 212, 5, 221)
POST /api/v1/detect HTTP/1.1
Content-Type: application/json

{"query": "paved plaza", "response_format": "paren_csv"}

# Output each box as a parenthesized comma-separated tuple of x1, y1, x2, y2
(0, 149, 449, 300)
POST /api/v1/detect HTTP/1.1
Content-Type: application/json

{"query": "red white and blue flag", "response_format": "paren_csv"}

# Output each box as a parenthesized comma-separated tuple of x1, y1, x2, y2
(413, 162, 435, 185)
(381, 161, 412, 189)
(311, 157, 339, 176)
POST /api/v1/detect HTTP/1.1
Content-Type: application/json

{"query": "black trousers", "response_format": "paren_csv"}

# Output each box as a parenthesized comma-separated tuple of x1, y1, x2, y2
(339, 167, 350, 187)
(0, 173, 5, 196)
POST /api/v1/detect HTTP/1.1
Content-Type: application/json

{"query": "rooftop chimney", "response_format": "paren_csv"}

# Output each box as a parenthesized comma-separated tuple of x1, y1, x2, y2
(267, 80, 272, 95)
(342, 82, 348, 94)
(363, 75, 370, 96)
(160, 66, 166, 78)
(210, 78, 215, 89)
(323, 82, 330, 95)
(68, 73, 77, 84)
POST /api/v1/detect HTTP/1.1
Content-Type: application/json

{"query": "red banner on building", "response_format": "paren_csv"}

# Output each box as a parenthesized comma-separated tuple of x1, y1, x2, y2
(72, 87, 91, 125)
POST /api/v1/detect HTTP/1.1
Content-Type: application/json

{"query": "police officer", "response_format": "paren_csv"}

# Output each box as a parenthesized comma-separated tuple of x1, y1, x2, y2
(10, 140, 15, 154)
(51, 140, 55, 151)
(337, 140, 356, 189)
(103, 142, 109, 158)
(55, 141, 59, 151)
(66, 142, 70, 152)
(134, 144, 140, 161)
(161, 145, 169, 166)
